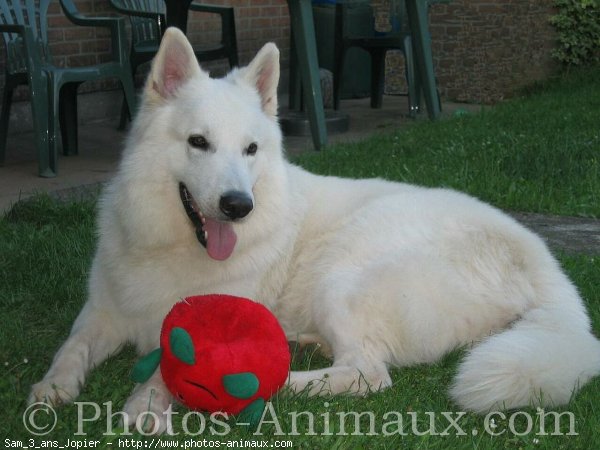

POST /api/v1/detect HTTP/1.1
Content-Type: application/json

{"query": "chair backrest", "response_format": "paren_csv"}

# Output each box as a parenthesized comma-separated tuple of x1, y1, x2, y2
(113, 0, 164, 47)
(0, 0, 51, 73)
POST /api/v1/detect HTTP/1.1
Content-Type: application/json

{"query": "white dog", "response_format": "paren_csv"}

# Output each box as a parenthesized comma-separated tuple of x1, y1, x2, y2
(30, 28, 600, 432)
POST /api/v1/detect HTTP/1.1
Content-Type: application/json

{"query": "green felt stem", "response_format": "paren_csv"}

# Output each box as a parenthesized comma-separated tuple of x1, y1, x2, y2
(131, 348, 163, 383)
(236, 398, 266, 428)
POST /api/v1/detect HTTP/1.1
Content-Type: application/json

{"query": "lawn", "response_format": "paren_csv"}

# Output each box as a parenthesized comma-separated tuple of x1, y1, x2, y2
(1, 67, 599, 449)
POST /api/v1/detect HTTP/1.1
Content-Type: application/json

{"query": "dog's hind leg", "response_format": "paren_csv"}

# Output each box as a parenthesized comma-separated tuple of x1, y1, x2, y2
(29, 295, 127, 406)
(286, 258, 402, 397)
(286, 286, 393, 395)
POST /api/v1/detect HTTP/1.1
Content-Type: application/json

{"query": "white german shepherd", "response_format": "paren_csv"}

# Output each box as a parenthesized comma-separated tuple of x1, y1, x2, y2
(30, 28, 600, 432)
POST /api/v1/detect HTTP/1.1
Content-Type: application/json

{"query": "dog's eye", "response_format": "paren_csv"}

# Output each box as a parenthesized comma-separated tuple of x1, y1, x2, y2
(188, 135, 209, 151)
(246, 143, 258, 156)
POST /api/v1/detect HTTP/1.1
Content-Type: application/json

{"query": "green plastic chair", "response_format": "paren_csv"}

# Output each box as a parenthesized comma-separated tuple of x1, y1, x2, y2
(110, 0, 238, 128)
(332, 0, 419, 116)
(0, 0, 137, 177)
(332, 0, 447, 117)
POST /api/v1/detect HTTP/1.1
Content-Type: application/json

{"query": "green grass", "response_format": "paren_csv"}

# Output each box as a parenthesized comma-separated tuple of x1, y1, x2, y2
(294, 67, 600, 218)
(1, 68, 599, 449)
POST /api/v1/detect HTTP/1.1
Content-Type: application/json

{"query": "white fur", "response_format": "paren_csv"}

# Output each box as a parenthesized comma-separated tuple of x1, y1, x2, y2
(30, 28, 600, 432)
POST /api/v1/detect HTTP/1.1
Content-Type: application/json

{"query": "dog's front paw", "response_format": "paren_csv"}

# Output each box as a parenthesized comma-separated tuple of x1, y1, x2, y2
(122, 384, 172, 435)
(28, 376, 81, 407)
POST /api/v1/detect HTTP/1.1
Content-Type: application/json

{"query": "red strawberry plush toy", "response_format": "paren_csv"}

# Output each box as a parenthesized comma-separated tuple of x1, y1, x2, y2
(132, 294, 290, 425)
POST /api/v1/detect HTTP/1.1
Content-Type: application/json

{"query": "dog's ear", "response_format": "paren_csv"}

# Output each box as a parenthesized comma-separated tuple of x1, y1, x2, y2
(146, 27, 205, 101)
(240, 43, 280, 117)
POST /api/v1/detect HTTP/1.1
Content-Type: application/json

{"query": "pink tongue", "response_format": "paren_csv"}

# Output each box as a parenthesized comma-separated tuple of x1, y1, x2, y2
(203, 218, 237, 261)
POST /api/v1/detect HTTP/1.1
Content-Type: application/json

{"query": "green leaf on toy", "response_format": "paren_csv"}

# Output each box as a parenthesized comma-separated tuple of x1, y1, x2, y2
(223, 372, 260, 399)
(131, 348, 163, 383)
(236, 398, 265, 428)
(170, 327, 195, 365)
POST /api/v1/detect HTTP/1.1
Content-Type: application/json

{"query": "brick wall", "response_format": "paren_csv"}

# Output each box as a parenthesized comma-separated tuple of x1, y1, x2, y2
(381, 0, 559, 104)
(429, 0, 559, 103)
(0, 0, 559, 107)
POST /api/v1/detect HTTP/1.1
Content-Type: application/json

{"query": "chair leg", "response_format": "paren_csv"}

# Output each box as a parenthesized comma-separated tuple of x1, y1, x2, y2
(31, 71, 56, 177)
(47, 75, 63, 173)
(118, 97, 130, 131)
(403, 36, 420, 117)
(223, 8, 239, 68)
(59, 83, 79, 156)
(119, 60, 137, 131)
(120, 70, 138, 126)
(405, 0, 440, 119)
(227, 49, 238, 68)
(288, 0, 327, 150)
(0, 81, 15, 166)
(225, 36, 238, 68)
(369, 48, 386, 109)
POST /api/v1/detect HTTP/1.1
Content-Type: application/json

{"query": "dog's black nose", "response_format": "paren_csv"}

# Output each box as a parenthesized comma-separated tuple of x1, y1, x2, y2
(219, 191, 253, 219)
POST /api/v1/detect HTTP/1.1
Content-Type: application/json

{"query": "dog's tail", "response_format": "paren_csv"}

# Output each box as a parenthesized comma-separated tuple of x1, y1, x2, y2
(450, 275, 600, 413)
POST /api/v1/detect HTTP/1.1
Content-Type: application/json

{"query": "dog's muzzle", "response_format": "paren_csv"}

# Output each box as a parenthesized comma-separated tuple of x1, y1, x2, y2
(178, 183, 243, 261)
